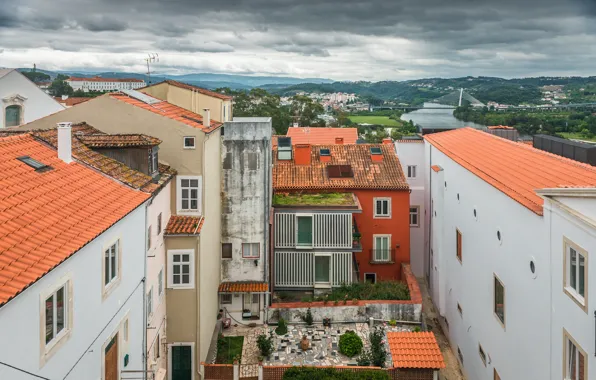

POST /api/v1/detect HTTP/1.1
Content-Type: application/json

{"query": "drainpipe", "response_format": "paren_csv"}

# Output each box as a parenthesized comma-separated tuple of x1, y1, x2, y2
(143, 202, 149, 380)
(263, 132, 271, 320)
(427, 146, 433, 282)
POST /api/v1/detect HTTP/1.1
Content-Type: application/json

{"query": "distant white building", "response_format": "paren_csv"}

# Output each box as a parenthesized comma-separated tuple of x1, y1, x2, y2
(399, 127, 596, 380)
(0, 69, 64, 128)
(66, 76, 146, 92)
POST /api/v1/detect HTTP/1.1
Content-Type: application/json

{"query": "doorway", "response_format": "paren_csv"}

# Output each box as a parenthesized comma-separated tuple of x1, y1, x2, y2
(104, 334, 118, 380)
(170, 345, 193, 380)
(314, 255, 331, 286)
(243, 293, 260, 317)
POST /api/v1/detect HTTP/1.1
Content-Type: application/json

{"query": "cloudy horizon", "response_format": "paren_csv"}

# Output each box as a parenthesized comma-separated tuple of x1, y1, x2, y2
(1, 0, 596, 81)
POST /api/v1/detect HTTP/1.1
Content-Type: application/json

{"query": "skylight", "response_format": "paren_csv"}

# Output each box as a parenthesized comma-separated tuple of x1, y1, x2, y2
(320, 148, 331, 156)
(370, 147, 382, 155)
(17, 156, 50, 171)
(328, 165, 354, 178)
(278, 137, 292, 149)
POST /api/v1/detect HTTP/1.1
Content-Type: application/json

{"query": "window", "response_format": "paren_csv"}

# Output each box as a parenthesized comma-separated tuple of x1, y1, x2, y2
(374, 198, 391, 218)
(147, 287, 153, 317)
(167, 250, 195, 289)
(564, 331, 586, 380)
(6, 105, 22, 127)
(147, 226, 152, 250)
(410, 206, 420, 227)
(478, 344, 486, 366)
(457, 303, 463, 316)
(327, 165, 354, 178)
(158, 268, 164, 297)
(223, 152, 232, 169)
(564, 239, 587, 310)
(184, 137, 195, 149)
(104, 241, 119, 288)
(44, 284, 68, 347)
(177, 176, 201, 214)
(154, 333, 160, 359)
(494, 275, 505, 327)
(456, 229, 462, 263)
(365, 273, 376, 284)
(157, 213, 162, 235)
(222, 243, 232, 259)
(123, 319, 129, 342)
(246, 152, 259, 170)
(315, 255, 331, 284)
(407, 165, 417, 178)
(242, 243, 260, 258)
(221, 294, 232, 304)
(149, 147, 159, 174)
(296, 215, 313, 247)
(373, 235, 391, 262)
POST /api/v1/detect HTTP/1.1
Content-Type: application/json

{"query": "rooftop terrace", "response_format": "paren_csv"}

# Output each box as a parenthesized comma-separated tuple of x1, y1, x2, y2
(273, 192, 358, 208)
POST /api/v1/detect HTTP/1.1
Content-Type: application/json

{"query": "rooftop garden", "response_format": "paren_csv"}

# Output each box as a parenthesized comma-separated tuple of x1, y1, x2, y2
(275, 281, 410, 304)
(216, 335, 243, 364)
(273, 192, 356, 207)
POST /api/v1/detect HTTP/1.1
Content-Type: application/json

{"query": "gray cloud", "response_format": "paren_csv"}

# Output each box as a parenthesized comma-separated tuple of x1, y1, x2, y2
(77, 16, 128, 32)
(153, 39, 235, 53)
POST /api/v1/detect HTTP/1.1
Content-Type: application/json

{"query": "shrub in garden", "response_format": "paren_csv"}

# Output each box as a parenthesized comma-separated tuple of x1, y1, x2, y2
(276, 318, 288, 335)
(357, 348, 373, 366)
(256, 331, 274, 357)
(369, 327, 387, 368)
(339, 330, 364, 357)
(301, 308, 314, 326)
(282, 366, 389, 380)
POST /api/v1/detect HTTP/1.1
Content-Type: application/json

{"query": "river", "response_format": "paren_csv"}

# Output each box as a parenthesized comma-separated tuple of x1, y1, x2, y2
(400, 103, 486, 130)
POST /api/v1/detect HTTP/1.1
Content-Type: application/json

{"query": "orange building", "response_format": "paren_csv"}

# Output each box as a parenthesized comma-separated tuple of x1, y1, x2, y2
(271, 138, 410, 291)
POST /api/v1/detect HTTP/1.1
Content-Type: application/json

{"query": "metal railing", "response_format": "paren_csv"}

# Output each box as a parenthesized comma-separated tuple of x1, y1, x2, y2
(369, 249, 395, 264)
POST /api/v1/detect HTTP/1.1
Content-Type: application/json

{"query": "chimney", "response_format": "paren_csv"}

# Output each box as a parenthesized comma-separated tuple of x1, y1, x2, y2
(294, 144, 311, 165)
(382, 137, 393, 145)
(57, 122, 73, 164)
(335, 137, 344, 145)
(61, 95, 69, 100)
(203, 108, 211, 129)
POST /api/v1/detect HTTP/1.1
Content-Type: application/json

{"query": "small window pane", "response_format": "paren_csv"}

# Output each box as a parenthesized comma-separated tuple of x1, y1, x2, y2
(578, 254, 585, 297)
(182, 189, 189, 198)
(181, 179, 189, 187)
(182, 200, 189, 209)
(182, 274, 189, 283)
(104, 250, 110, 285)
(173, 255, 181, 263)
(190, 179, 199, 187)
(45, 294, 54, 344)
(182, 265, 189, 274)
(191, 200, 198, 210)
(222, 243, 233, 259)
(494, 277, 505, 325)
(56, 287, 65, 334)
(173, 274, 180, 284)
(182, 254, 190, 262)
(570, 248, 577, 290)
(110, 248, 117, 281)
(173, 266, 180, 274)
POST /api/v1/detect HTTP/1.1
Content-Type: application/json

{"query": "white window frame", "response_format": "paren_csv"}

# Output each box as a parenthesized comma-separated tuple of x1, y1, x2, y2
(40, 275, 73, 359)
(494, 274, 505, 329)
(407, 165, 417, 178)
(167, 343, 195, 380)
(242, 243, 260, 259)
(147, 286, 154, 319)
(177, 176, 202, 215)
(564, 237, 588, 312)
(373, 234, 391, 262)
(167, 249, 195, 289)
(102, 238, 121, 298)
(373, 197, 391, 218)
(220, 294, 233, 305)
(410, 206, 420, 227)
(183, 136, 196, 149)
(564, 329, 587, 380)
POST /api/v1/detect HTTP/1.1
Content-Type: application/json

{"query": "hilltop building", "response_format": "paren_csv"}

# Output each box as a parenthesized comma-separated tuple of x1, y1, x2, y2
(66, 77, 146, 92)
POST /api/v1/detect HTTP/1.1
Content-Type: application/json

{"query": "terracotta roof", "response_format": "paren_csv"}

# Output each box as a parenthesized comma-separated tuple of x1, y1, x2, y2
(160, 80, 232, 100)
(395, 139, 424, 143)
(68, 76, 144, 83)
(110, 93, 223, 133)
(424, 128, 596, 215)
(273, 144, 409, 191)
(164, 216, 204, 235)
(77, 134, 161, 148)
(387, 332, 445, 369)
(431, 165, 442, 173)
(0, 134, 150, 306)
(272, 135, 282, 147)
(286, 127, 359, 145)
(218, 282, 269, 293)
(54, 97, 92, 107)
(487, 125, 514, 130)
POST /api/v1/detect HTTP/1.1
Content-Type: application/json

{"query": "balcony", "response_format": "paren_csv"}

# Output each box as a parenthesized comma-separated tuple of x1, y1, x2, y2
(352, 217, 362, 251)
(369, 249, 396, 264)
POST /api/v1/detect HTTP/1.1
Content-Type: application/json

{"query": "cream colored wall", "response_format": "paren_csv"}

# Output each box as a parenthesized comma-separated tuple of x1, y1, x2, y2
(140, 82, 169, 101)
(144, 84, 230, 122)
(18, 95, 205, 176)
(164, 237, 200, 344)
(198, 129, 222, 363)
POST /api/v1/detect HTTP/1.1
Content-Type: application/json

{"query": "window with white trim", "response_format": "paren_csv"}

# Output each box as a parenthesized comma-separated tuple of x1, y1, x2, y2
(373, 235, 391, 262)
(494, 275, 505, 327)
(147, 225, 152, 251)
(221, 294, 232, 304)
(374, 198, 391, 218)
(410, 206, 420, 227)
(147, 287, 153, 317)
(407, 165, 417, 178)
(158, 268, 164, 297)
(184, 136, 195, 149)
(564, 332, 586, 380)
(104, 241, 119, 288)
(44, 283, 69, 347)
(564, 239, 587, 309)
(242, 243, 260, 258)
(157, 213, 162, 235)
(167, 250, 195, 289)
(177, 176, 201, 214)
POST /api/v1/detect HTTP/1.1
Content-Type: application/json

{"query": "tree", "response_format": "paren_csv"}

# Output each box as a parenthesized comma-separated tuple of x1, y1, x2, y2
(290, 95, 324, 127)
(21, 70, 50, 83)
(48, 77, 74, 97)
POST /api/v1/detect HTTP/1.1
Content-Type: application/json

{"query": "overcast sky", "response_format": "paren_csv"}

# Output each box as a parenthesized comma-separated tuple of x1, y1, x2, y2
(1, 0, 596, 81)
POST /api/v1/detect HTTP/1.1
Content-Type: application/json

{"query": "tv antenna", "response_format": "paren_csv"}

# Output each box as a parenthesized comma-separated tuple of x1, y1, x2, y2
(144, 53, 159, 84)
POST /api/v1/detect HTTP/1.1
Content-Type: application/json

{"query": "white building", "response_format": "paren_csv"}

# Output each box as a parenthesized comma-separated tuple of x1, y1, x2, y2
(66, 76, 146, 92)
(0, 128, 150, 380)
(0, 69, 64, 129)
(401, 127, 596, 380)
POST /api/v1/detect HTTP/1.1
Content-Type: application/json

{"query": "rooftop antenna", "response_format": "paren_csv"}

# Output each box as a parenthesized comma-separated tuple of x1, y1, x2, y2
(144, 53, 159, 85)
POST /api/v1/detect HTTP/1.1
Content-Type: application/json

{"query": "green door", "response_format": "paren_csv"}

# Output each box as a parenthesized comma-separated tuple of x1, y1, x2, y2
(171, 345, 192, 380)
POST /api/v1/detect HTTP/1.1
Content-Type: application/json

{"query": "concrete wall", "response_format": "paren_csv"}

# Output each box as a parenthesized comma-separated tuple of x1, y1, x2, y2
(221, 118, 272, 283)
(395, 141, 426, 278)
(0, 205, 147, 380)
(426, 144, 552, 380)
(0, 70, 64, 129)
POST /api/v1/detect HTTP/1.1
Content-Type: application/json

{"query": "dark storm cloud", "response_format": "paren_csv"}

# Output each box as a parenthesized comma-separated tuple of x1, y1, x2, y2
(153, 39, 235, 53)
(77, 16, 128, 32)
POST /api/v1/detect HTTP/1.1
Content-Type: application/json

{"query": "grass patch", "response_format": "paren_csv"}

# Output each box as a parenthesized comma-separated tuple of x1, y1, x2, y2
(273, 193, 355, 206)
(560, 132, 596, 142)
(349, 116, 402, 126)
(323, 281, 410, 301)
(216, 336, 244, 364)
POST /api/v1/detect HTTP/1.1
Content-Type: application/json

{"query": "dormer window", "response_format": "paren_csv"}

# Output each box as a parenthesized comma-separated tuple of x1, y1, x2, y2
(320, 148, 331, 156)
(370, 147, 382, 155)
(278, 137, 292, 160)
(148, 147, 159, 174)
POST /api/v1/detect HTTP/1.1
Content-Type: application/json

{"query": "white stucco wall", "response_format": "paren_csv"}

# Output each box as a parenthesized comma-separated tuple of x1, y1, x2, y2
(0, 70, 64, 129)
(0, 204, 147, 380)
(395, 141, 426, 278)
(426, 144, 552, 380)
(146, 182, 172, 373)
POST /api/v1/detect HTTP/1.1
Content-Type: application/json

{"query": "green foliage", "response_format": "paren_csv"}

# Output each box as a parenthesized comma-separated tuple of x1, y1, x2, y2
(282, 366, 390, 380)
(215, 336, 244, 364)
(72, 89, 105, 98)
(325, 281, 410, 302)
(49, 78, 74, 97)
(413, 327, 421, 332)
(276, 318, 288, 335)
(21, 70, 50, 83)
(339, 331, 363, 357)
(302, 308, 314, 326)
(369, 327, 387, 368)
(273, 193, 354, 206)
(357, 348, 372, 366)
(290, 95, 325, 127)
(256, 332, 275, 357)
(388, 319, 397, 327)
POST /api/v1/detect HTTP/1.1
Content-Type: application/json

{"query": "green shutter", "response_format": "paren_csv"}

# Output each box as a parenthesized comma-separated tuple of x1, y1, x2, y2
(297, 216, 313, 246)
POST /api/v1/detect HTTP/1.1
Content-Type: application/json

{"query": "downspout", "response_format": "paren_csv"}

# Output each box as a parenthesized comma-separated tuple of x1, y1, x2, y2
(547, 198, 553, 378)
(263, 135, 270, 321)
(143, 201, 150, 380)
(428, 145, 433, 281)
(198, 131, 211, 380)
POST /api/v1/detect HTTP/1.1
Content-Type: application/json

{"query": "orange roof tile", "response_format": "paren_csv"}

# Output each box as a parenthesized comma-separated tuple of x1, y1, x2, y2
(395, 139, 423, 143)
(109, 93, 223, 133)
(218, 282, 268, 293)
(76, 134, 161, 148)
(153, 80, 233, 100)
(431, 165, 442, 172)
(487, 125, 514, 130)
(387, 332, 445, 369)
(0, 134, 150, 306)
(273, 144, 409, 191)
(424, 128, 596, 215)
(286, 127, 359, 145)
(164, 216, 204, 235)
(53, 97, 92, 107)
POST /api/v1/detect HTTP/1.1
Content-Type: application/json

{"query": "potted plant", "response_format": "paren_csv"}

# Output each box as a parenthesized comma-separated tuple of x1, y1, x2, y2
(352, 232, 361, 246)
(300, 335, 310, 351)
(352, 298, 359, 305)
(323, 317, 331, 327)
(343, 295, 349, 305)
